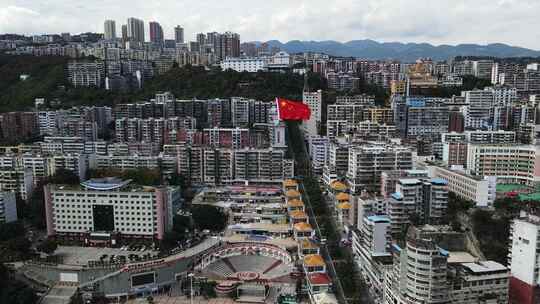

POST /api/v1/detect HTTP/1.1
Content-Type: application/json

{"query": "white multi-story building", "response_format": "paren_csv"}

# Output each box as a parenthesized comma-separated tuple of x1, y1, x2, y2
(352, 215, 392, 301)
(0, 168, 34, 200)
(384, 237, 450, 304)
(231, 97, 250, 127)
(449, 261, 509, 304)
(302, 90, 323, 138)
(387, 178, 448, 235)
(327, 141, 350, 176)
(47, 154, 88, 180)
(347, 143, 413, 194)
(427, 165, 497, 207)
(44, 178, 178, 240)
(472, 60, 494, 80)
(68, 61, 105, 88)
(309, 136, 328, 175)
(465, 130, 516, 144)
(220, 57, 266, 72)
(466, 144, 540, 186)
(90, 154, 165, 172)
(22, 154, 48, 183)
(38, 111, 65, 136)
(0, 192, 17, 223)
(462, 89, 494, 130)
(508, 212, 540, 304)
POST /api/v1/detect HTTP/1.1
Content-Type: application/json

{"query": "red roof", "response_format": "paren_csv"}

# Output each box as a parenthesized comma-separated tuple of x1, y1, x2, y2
(307, 273, 332, 285)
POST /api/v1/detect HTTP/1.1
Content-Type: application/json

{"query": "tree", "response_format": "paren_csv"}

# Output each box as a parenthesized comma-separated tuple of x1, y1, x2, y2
(49, 168, 80, 185)
(0, 221, 25, 242)
(191, 205, 227, 232)
(471, 209, 510, 264)
(0, 264, 37, 304)
(88, 168, 162, 186)
(38, 239, 58, 255)
(173, 215, 192, 236)
(160, 231, 181, 253)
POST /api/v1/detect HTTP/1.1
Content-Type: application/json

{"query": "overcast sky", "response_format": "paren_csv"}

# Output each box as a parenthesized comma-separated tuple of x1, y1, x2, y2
(1, 0, 540, 49)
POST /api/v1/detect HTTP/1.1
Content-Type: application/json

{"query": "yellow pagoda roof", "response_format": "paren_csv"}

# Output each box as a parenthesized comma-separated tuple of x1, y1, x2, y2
(294, 222, 313, 232)
(301, 239, 319, 249)
(337, 202, 352, 210)
(285, 189, 301, 198)
(330, 181, 348, 191)
(303, 254, 325, 267)
(287, 199, 304, 207)
(283, 179, 298, 187)
(289, 210, 307, 219)
(335, 192, 350, 201)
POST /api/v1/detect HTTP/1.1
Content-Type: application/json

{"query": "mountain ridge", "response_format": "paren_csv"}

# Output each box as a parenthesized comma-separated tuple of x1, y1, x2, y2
(249, 39, 540, 61)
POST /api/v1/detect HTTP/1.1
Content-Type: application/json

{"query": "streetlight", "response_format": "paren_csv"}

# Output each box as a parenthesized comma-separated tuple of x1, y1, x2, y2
(187, 273, 194, 304)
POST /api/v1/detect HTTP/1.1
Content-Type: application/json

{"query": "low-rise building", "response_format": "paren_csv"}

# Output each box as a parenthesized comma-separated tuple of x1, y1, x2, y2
(428, 165, 496, 207)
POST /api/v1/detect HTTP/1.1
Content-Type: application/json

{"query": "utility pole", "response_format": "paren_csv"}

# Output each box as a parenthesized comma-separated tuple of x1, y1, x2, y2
(188, 273, 194, 304)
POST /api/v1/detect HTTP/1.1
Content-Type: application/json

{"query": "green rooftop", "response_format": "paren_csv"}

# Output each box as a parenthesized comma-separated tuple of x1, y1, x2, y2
(496, 184, 529, 192)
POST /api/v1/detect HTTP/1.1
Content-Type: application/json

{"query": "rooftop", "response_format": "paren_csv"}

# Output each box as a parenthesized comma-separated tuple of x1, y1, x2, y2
(337, 202, 352, 210)
(367, 215, 391, 223)
(289, 210, 308, 219)
(294, 222, 313, 232)
(80, 177, 131, 191)
(283, 179, 298, 187)
(285, 189, 301, 198)
(399, 178, 422, 185)
(307, 272, 332, 285)
(461, 261, 507, 273)
(303, 254, 325, 267)
(447, 251, 478, 264)
(287, 199, 304, 207)
(391, 192, 403, 200)
(431, 178, 448, 185)
(330, 181, 348, 191)
(335, 192, 350, 201)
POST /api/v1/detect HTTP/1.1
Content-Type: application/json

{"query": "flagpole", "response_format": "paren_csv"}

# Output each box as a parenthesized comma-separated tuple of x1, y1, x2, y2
(275, 97, 281, 121)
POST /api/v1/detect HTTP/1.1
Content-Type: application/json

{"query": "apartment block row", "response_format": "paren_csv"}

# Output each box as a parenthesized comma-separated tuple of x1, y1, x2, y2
(113, 95, 275, 128)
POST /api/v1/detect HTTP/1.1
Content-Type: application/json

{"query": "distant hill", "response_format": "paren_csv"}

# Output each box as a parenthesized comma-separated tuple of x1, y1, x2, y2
(251, 39, 540, 61)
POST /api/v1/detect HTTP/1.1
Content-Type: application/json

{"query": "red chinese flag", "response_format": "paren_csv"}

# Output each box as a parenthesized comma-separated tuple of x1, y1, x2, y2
(276, 97, 311, 121)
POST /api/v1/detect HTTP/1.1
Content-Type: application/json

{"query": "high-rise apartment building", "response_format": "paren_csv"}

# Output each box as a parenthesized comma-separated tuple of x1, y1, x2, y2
(309, 136, 328, 175)
(127, 17, 145, 43)
(462, 89, 494, 129)
(388, 178, 448, 235)
(104, 20, 116, 40)
(149, 21, 164, 45)
(219, 31, 240, 59)
(121, 24, 128, 41)
(385, 233, 450, 303)
(392, 96, 450, 139)
(174, 26, 184, 43)
(302, 90, 323, 138)
(347, 143, 413, 194)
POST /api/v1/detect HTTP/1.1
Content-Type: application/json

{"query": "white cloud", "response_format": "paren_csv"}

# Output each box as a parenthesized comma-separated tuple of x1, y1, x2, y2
(0, 0, 539, 49)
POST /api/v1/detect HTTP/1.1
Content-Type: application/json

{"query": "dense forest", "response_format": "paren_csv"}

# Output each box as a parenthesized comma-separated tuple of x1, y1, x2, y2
(0, 54, 68, 111)
(0, 54, 495, 113)
(0, 54, 326, 111)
